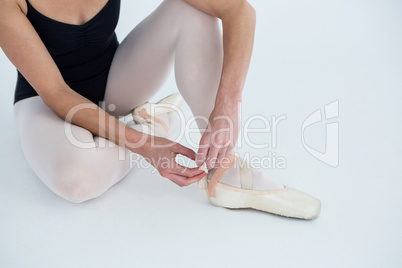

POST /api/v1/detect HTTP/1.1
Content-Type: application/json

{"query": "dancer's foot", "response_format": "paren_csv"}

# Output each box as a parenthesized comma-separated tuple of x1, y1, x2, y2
(198, 154, 321, 220)
(131, 93, 184, 138)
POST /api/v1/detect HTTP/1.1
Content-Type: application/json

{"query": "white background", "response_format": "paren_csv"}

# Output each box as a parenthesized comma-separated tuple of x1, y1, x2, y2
(1, 0, 401, 267)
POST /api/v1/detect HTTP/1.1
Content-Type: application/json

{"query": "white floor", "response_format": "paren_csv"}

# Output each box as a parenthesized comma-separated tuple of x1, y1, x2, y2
(1, 0, 401, 267)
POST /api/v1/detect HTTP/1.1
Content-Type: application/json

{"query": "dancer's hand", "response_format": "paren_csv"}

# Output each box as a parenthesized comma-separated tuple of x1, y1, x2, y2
(140, 136, 206, 187)
(196, 101, 240, 169)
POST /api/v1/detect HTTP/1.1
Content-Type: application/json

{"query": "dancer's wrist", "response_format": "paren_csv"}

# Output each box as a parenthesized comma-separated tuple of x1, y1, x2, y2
(215, 84, 242, 107)
(214, 90, 242, 115)
(124, 127, 151, 156)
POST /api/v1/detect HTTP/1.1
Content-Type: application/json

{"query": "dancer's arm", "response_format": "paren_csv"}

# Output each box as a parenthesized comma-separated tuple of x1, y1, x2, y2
(0, 0, 204, 186)
(184, 0, 256, 168)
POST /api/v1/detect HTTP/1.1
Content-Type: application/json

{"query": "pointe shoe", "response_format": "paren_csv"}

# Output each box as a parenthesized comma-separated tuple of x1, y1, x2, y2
(197, 154, 321, 220)
(131, 93, 184, 137)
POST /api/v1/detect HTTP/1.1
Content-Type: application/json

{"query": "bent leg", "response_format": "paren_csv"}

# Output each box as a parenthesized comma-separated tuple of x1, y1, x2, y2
(104, 0, 223, 127)
(104, 0, 283, 191)
(13, 96, 134, 203)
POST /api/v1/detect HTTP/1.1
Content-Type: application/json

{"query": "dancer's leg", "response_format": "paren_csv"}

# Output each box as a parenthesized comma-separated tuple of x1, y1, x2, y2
(13, 96, 148, 203)
(104, 0, 221, 124)
(104, 0, 283, 190)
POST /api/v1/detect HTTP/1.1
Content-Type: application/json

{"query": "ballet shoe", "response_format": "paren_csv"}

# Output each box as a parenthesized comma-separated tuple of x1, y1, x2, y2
(131, 93, 184, 137)
(197, 153, 321, 220)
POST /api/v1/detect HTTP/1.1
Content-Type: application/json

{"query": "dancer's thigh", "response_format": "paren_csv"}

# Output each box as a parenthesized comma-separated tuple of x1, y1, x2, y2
(104, 0, 192, 116)
(13, 96, 133, 202)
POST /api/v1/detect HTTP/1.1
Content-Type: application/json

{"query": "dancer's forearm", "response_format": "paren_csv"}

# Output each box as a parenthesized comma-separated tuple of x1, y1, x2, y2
(216, 2, 256, 105)
(43, 87, 149, 155)
(183, 0, 256, 106)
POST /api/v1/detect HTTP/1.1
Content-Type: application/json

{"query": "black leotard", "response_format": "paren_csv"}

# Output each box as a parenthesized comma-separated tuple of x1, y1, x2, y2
(13, 0, 120, 106)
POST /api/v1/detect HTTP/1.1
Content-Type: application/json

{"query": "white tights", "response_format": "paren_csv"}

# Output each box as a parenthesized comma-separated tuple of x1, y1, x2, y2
(13, 0, 283, 204)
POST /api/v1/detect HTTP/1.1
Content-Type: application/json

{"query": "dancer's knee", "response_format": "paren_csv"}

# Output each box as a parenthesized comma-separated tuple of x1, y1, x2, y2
(52, 171, 102, 204)
(165, 0, 220, 27)
(49, 157, 109, 204)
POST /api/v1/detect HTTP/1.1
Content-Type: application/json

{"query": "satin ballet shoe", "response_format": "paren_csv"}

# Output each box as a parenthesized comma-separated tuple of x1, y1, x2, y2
(197, 154, 321, 220)
(131, 93, 184, 137)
